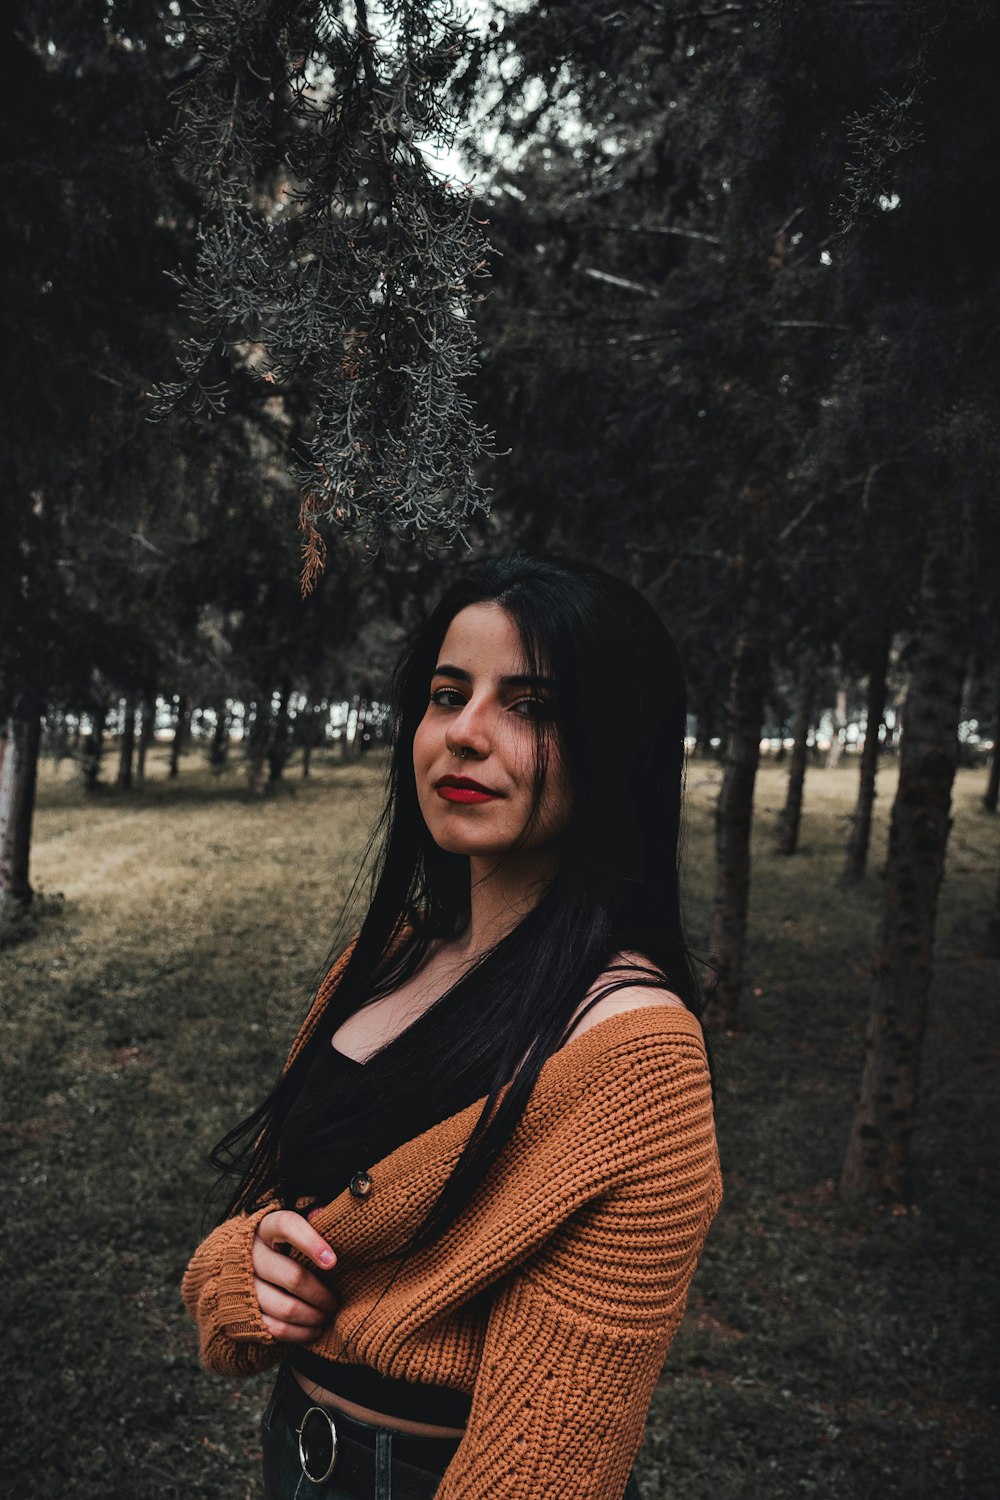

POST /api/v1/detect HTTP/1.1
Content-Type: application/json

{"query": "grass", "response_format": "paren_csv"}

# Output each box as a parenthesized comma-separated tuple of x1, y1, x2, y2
(1, 746, 997, 1499)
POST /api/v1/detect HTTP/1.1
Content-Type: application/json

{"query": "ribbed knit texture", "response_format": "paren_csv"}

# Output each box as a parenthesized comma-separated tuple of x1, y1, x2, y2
(182, 949, 722, 1498)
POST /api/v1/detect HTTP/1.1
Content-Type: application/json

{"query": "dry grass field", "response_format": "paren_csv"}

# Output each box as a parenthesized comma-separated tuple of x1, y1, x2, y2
(1, 746, 997, 1499)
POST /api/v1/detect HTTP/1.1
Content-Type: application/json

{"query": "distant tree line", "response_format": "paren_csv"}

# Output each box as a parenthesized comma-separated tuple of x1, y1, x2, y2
(3, 0, 999, 1207)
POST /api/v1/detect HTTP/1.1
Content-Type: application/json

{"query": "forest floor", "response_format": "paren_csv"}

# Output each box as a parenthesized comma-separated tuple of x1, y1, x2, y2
(1, 747, 997, 1500)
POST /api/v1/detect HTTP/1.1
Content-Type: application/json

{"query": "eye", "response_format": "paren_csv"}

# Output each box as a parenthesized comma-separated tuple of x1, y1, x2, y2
(430, 686, 466, 708)
(510, 696, 551, 721)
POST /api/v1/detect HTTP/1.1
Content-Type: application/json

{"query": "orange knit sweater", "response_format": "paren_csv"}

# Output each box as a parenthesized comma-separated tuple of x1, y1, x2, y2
(182, 951, 722, 1498)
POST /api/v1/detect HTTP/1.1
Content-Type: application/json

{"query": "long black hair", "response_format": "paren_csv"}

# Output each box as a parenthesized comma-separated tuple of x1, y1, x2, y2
(213, 554, 704, 1259)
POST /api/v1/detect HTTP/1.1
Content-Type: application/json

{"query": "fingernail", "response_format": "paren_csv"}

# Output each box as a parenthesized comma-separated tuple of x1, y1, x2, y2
(319, 1249, 335, 1267)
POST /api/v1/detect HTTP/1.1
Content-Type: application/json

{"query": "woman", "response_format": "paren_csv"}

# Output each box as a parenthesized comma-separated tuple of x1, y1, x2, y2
(182, 554, 721, 1500)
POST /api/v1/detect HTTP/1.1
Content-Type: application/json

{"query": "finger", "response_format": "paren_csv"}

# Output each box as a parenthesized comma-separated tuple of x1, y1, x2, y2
(252, 1238, 337, 1302)
(261, 1311, 328, 1344)
(259, 1210, 337, 1271)
(252, 1243, 338, 1312)
(254, 1277, 331, 1331)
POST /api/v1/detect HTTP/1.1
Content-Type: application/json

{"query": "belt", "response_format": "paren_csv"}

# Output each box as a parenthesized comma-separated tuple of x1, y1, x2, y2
(279, 1366, 463, 1498)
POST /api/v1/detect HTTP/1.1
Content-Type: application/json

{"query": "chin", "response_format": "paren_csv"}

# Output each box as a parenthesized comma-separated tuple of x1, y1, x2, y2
(424, 820, 512, 860)
(432, 831, 509, 859)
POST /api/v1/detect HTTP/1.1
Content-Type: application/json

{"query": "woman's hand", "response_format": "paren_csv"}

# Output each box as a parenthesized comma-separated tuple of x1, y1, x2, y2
(252, 1209, 338, 1343)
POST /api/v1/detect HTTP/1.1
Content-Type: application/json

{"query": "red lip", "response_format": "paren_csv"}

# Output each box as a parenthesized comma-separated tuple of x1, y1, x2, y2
(435, 775, 501, 803)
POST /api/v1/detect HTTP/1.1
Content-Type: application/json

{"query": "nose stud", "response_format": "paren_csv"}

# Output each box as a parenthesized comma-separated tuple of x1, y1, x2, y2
(451, 746, 471, 759)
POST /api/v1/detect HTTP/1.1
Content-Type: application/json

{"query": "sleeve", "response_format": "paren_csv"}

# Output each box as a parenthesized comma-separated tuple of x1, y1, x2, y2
(180, 1203, 286, 1377)
(435, 1035, 721, 1500)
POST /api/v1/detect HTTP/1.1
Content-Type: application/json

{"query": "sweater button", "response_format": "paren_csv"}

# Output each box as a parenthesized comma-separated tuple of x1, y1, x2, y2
(349, 1170, 372, 1199)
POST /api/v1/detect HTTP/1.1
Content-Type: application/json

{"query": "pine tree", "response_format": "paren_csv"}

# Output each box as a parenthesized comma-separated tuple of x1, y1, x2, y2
(151, 0, 497, 572)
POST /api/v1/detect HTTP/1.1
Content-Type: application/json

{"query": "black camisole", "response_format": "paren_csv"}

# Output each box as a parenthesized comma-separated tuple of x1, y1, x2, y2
(283, 1038, 474, 1427)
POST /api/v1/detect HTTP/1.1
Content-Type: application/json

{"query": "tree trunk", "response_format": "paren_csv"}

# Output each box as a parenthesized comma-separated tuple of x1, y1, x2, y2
(343, 696, 359, 760)
(208, 701, 230, 769)
(844, 627, 892, 881)
(0, 713, 42, 909)
(983, 683, 1000, 814)
(82, 708, 106, 791)
(882, 716, 896, 755)
(841, 511, 975, 1200)
(300, 697, 319, 779)
(825, 687, 848, 769)
(116, 696, 136, 790)
(268, 682, 292, 782)
(168, 695, 192, 778)
(135, 695, 155, 786)
(703, 573, 769, 1030)
(50, 711, 69, 768)
(245, 699, 270, 796)
(776, 655, 816, 856)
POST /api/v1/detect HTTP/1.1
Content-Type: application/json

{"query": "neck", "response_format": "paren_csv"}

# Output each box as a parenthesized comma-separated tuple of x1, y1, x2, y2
(458, 849, 559, 959)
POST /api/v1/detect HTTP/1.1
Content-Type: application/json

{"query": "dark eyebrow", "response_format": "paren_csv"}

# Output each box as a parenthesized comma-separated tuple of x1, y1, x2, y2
(432, 663, 555, 690)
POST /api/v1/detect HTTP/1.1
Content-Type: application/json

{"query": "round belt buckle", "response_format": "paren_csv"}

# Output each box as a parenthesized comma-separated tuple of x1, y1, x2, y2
(297, 1405, 338, 1484)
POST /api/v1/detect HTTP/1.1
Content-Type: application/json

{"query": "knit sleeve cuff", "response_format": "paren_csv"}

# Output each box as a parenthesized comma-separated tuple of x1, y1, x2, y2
(215, 1204, 278, 1340)
(181, 1204, 284, 1377)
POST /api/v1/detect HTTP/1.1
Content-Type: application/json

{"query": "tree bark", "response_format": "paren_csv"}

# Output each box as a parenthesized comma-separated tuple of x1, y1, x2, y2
(843, 627, 892, 881)
(775, 655, 816, 856)
(300, 697, 325, 778)
(245, 699, 270, 796)
(50, 711, 69, 768)
(135, 695, 155, 786)
(983, 683, 1000, 813)
(841, 511, 975, 1200)
(168, 694, 192, 778)
(343, 696, 360, 760)
(703, 573, 769, 1030)
(0, 713, 42, 910)
(208, 701, 230, 769)
(116, 696, 136, 790)
(82, 708, 106, 791)
(268, 682, 292, 782)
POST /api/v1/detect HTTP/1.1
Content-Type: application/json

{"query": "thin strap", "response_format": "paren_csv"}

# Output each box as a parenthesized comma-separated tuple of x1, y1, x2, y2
(557, 963, 680, 1050)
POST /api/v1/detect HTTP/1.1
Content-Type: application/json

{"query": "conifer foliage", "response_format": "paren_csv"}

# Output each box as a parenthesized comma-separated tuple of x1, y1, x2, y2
(151, 0, 495, 577)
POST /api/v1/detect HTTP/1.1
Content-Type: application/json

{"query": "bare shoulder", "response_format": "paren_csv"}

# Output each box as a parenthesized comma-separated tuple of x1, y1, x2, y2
(565, 949, 687, 1044)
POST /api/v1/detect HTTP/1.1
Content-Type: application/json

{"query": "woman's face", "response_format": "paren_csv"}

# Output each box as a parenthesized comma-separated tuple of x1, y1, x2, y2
(412, 603, 572, 870)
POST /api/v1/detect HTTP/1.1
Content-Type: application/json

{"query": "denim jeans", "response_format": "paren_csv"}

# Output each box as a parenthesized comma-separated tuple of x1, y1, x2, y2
(260, 1366, 643, 1500)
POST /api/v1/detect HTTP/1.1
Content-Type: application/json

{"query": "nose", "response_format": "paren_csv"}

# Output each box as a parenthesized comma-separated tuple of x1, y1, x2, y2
(444, 697, 492, 760)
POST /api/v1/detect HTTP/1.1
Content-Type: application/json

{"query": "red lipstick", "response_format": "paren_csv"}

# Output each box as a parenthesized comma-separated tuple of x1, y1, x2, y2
(435, 775, 501, 804)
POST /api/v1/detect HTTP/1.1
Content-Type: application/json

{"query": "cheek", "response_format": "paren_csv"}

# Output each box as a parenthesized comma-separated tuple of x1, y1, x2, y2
(412, 728, 435, 822)
(540, 745, 573, 829)
(412, 724, 436, 816)
(412, 714, 435, 772)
